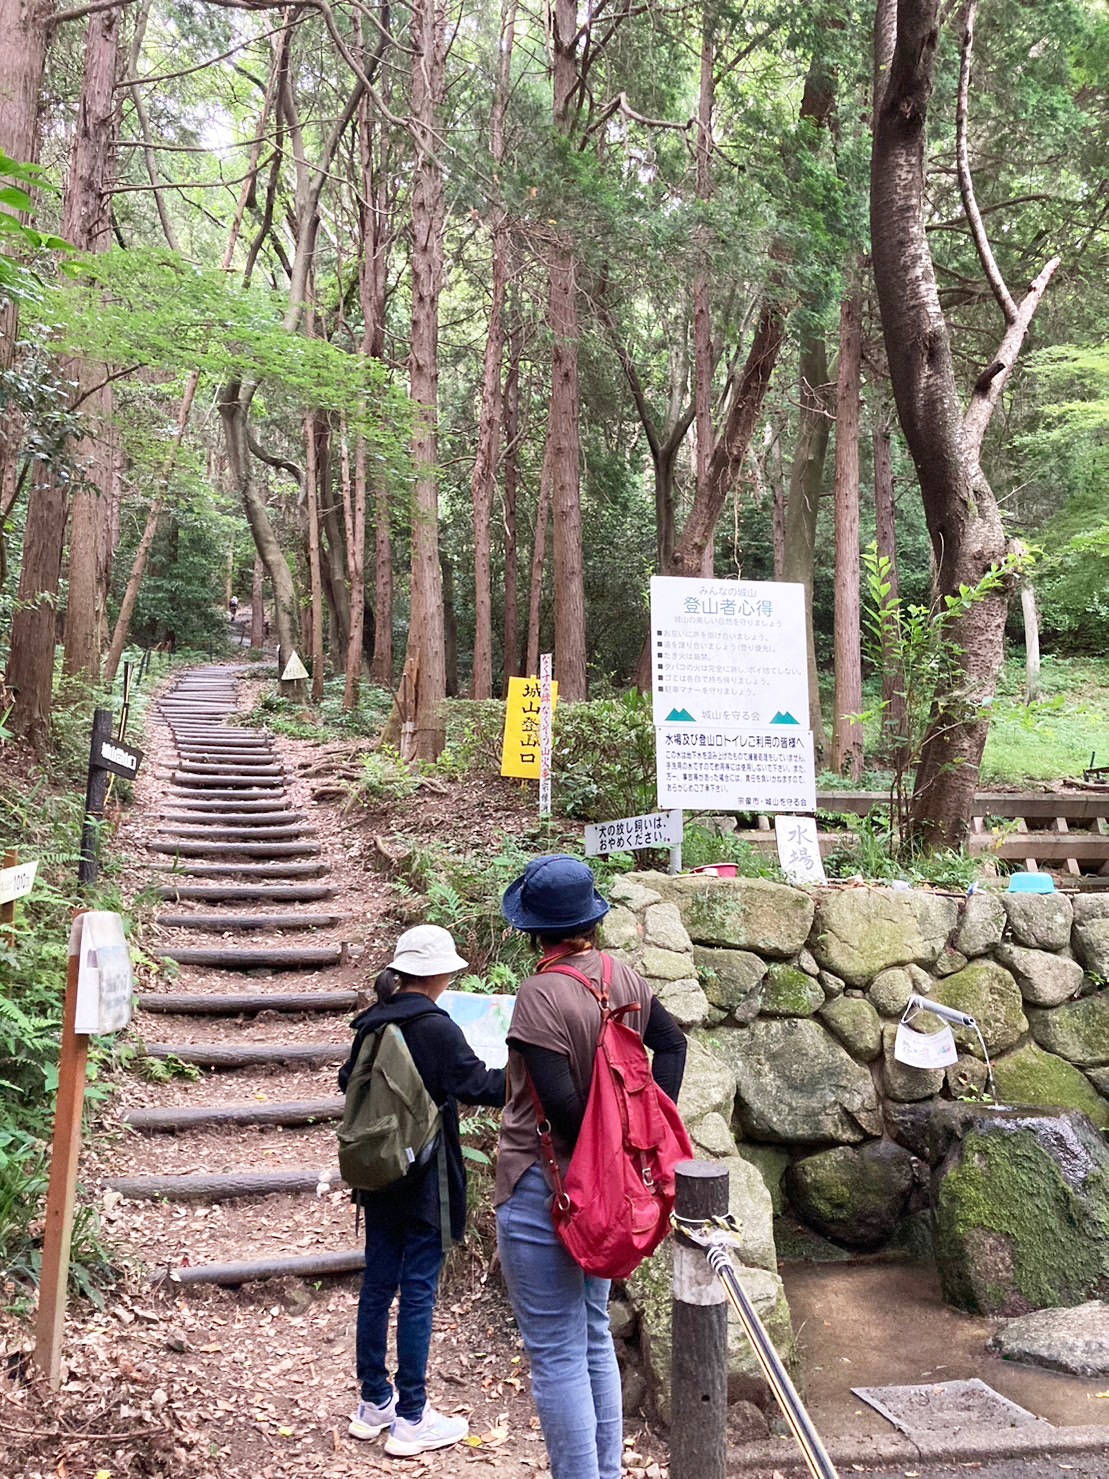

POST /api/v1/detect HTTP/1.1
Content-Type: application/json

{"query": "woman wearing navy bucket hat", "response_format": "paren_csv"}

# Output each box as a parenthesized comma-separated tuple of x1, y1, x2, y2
(495, 856, 687, 1479)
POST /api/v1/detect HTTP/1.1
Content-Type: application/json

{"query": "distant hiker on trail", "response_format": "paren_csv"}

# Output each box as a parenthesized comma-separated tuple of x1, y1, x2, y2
(495, 856, 689, 1479)
(338, 925, 505, 1457)
(228, 595, 239, 620)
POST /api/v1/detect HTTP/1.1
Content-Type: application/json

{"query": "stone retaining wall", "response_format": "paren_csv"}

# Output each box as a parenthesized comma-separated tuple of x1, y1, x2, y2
(605, 873, 1109, 1425)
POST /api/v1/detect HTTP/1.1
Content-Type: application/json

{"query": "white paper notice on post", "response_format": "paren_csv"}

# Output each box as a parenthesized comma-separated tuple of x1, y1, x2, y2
(656, 725, 816, 813)
(70, 911, 134, 1035)
(650, 576, 808, 729)
(774, 815, 826, 884)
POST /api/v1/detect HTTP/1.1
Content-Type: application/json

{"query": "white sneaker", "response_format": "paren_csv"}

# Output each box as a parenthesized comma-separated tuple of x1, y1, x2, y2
(384, 1404, 469, 1456)
(349, 1393, 397, 1440)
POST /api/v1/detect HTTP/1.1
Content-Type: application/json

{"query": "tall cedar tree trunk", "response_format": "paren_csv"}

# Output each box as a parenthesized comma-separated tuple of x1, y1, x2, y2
(873, 419, 908, 759)
(691, 3, 716, 575)
(0, 0, 53, 526)
(782, 336, 832, 752)
(526, 441, 553, 677)
(779, 54, 837, 751)
(251, 553, 265, 649)
(396, 0, 447, 757)
(441, 550, 458, 696)
(871, 0, 1058, 847)
(61, 7, 122, 681)
(830, 288, 864, 778)
(546, 0, 588, 700)
(470, 1, 516, 697)
(356, 51, 395, 690)
(304, 413, 325, 701)
(501, 306, 523, 689)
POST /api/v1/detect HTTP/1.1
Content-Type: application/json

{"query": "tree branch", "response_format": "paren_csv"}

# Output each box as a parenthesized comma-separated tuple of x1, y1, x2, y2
(962, 253, 1060, 457)
(956, 0, 1017, 323)
(50, 0, 135, 24)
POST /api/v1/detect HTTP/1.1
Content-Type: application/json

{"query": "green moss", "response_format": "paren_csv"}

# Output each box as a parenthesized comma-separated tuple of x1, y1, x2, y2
(934, 1126, 1109, 1314)
(761, 963, 823, 1017)
(991, 1041, 1109, 1130)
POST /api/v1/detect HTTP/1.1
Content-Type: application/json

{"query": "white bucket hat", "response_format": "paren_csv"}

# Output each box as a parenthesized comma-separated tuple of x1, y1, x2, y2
(388, 924, 467, 977)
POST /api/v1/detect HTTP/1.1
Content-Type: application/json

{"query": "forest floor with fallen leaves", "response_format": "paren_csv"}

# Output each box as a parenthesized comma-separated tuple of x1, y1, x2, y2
(0, 667, 675, 1479)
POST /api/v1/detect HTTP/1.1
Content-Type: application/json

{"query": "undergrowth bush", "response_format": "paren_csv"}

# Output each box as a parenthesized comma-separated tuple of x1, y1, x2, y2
(251, 678, 394, 740)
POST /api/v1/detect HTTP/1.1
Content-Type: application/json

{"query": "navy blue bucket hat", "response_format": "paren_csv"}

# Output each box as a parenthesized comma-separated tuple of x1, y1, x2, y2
(502, 855, 611, 934)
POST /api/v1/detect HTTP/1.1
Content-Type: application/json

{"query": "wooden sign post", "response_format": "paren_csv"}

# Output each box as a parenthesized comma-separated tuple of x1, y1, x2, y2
(78, 708, 143, 888)
(34, 911, 133, 1388)
(1, 848, 38, 945)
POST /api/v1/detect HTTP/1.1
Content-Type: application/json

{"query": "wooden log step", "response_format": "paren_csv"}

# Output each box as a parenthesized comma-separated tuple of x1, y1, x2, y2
(174, 749, 274, 760)
(149, 841, 318, 860)
(120, 1096, 344, 1133)
(167, 788, 286, 801)
(169, 730, 268, 740)
(152, 945, 342, 969)
(154, 912, 344, 930)
(154, 883, 336, 902)
(106, 1167, 341, 1202)
(170, 772, 284, 788)
(148, 861, 326, 879)
(164, 1248, 363, 1288)
(159, 811, 304, 827)
(136, 990, 357, 1013)
(142, 1041, 346, 1067)
(157, 799, 291, 814)
(155, 825, 315, 842)
(176, 762, 285, 776)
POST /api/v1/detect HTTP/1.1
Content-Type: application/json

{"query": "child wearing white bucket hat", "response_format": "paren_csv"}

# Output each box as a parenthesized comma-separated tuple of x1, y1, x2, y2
(340, 925, 505, 1456)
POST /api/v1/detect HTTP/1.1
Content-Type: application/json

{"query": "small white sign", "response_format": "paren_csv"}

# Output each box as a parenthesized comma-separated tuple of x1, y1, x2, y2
(893, 1021, 958, 1070)
(71, 912, 133, 1035)
(657, 725, 816, 813)
(281, 650, 309, 681)
(0, 859, 38, 905)
(774, 815, 826, 884)
(539, 653, 553, 819)
(585, 810, 683, 857)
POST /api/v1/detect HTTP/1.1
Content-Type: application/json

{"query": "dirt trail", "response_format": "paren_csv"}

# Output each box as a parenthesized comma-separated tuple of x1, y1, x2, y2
(54, 662, 670, 1479)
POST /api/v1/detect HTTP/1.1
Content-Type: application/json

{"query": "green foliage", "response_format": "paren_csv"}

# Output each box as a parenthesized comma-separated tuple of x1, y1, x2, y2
(400, 835, 537, 979)
(0, 150, 69, 308)
(253, 679, 394, 741)
(133, 1054, 201, 1085)
(981, 655, 1109, 783)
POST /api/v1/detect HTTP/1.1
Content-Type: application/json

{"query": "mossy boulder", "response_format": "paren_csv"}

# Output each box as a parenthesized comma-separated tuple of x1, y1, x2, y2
(932, 1109, 1109, 1315)
(818, 996, 882, 1062)
(1074, 918, 1109, 979)
(1002, 892, 1073, 952)
(868, 966, 914, 1017)
(693, 946, 766, 1021)
(668, 876, 814, 958)
(689, 1110, 740, 1159)
(1028, 990, 1109, 1067)
(813, 888, 958, 986)
(679, 1035, 738, 1123)
(736, 1144, 790, 1214)
(995, 944, 1083, 1008)
(642, 945, 696, 981)
(643, 901, 693, 954)
(1073, 895, 1109, 927)
(761, 963, 823, 1017)
(655, 976, 710, 1029)
(610, 874, 662, 911)
(929, 961, 1027, 1056)
(785, 1140, 914, 1251)
(713, 1019, 881, 1144)
(881, 1022, 946, 1102)
(598, 904, 640, 952)
(991, 1041, 1109, 1131)
(955, 892, 1006, 957)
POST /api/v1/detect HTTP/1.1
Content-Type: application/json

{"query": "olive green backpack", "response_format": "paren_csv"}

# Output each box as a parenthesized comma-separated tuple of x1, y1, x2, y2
(337, 1022, 442, 1193)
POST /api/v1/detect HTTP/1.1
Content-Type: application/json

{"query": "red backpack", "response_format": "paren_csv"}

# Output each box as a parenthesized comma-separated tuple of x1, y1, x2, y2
(528, 951, 693, 1280)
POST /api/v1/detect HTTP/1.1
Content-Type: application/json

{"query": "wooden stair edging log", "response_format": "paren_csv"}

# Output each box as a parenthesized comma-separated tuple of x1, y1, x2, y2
(152, 945, 344, 969)
(156, 800, 295, 815)
(148, 841, 320, 858)
(148, 862, 328, 879)
(167, 788, 290, 802)
(169, 773, 285, 788)
(120, 1097, 345, 1133)
(136, 990, 358, 1014)
(142, 1041, 347, 1067)
(107, 1167, 343, 1202)
(154, 883, 337, 902)
(159, 812, 305, 827)
(154, 825, 316, 842)
(162, 1248, 363, 1288)
(153, 912, 345, 930)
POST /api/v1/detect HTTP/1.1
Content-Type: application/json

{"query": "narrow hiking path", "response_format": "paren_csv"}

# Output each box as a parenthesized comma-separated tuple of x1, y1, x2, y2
(75, 662, 570, 1478)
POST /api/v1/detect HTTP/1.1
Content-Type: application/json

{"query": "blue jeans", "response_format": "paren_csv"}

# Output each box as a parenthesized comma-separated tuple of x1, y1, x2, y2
(356, 1210, 444, 1420)
(496, 1165, 622, 1479)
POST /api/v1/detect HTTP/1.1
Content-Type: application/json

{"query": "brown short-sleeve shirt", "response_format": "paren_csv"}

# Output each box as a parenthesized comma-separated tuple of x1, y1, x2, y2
(494, 948, 654, 1207)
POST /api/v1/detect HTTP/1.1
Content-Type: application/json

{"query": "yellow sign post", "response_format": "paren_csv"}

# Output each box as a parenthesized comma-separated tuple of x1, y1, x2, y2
(501, 676, 558, 779)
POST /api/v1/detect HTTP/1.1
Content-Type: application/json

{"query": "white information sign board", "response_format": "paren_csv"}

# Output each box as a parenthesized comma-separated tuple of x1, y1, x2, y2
(893, 1021, 958, 1069)
(657, 725, 816, 812)
(0, 859, 38, 905)
(585, 810, 683, 857)
(441, 991, 514, 1069)
(70, 911, 133, 1035)
(774, 815, 826, 884)
(281, 650, 309, 681)
(650, 576, 809, 728)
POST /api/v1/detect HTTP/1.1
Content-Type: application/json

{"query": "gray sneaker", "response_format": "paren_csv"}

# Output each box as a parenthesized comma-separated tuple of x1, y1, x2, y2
(384, 1404, 469, 1456)
(349, 1393, 397, 1440)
